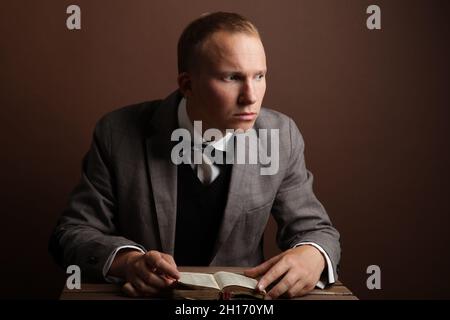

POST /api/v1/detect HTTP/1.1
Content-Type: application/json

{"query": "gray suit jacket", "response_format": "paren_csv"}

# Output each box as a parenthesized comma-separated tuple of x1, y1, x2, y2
(49, 90, 341, 281)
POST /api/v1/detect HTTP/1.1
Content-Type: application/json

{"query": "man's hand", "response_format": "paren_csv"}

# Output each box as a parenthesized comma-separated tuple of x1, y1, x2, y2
(244, 245, 325, 299)
(108, 249, 180, 297)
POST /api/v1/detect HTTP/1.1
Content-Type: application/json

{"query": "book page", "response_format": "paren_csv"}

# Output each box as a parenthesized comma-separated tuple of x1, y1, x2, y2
(178, 272, 220, 290)
(213, 271, 258, 290)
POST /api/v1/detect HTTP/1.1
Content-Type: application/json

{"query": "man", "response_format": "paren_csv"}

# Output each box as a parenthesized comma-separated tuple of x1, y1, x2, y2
(49, 12, 341, 299)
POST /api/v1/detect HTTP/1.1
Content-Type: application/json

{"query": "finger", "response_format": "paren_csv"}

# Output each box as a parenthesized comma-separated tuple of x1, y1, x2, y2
(160, 254, 179, 282)
(295, 282, 316, 297)
(244, 254, 282, 278)
(137, 267, 172, 289)
(161, 253, 177, 267)
(122, 282, 139, 298)
(266, 271, 301, 299)
(155, 270, 178, 286)
(153, 258, 180, 279)
(131, 277, 159, 296)
(256, 259, 290, 292)
(284, 279, 307, 299)
(145, 251, 180, 279)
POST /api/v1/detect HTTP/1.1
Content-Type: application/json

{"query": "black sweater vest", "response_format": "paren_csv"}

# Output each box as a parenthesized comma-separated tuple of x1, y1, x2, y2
(174, 163, 232, 266)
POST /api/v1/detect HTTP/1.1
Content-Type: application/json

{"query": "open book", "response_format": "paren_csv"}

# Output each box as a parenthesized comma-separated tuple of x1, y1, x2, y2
(171, 271, 265, 300)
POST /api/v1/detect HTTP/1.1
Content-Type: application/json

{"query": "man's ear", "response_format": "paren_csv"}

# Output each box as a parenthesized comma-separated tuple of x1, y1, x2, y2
(177, 72, 192, 98)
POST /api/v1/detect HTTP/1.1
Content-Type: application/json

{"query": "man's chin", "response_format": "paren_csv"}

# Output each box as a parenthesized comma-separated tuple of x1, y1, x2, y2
(226, 120, 257, 132)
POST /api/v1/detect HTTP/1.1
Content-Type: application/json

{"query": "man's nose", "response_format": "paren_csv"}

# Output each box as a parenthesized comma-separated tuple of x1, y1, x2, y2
(238, 80, 257, 106)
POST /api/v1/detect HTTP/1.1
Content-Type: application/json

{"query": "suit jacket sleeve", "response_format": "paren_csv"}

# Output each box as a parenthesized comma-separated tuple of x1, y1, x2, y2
(271, 117, 341, 280)
(48, 116, 145, 281)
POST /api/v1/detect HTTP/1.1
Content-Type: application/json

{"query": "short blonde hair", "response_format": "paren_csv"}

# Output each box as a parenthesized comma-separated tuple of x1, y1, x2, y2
(177, 12, 260, 74)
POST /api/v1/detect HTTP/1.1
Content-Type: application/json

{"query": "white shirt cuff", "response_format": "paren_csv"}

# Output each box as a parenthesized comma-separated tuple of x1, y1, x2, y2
(102, 245, 146, 283)
(294, 242, 335, 289)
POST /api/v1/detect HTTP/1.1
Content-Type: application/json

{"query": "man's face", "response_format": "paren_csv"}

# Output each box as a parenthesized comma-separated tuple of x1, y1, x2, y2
(183, 31, 267, 132)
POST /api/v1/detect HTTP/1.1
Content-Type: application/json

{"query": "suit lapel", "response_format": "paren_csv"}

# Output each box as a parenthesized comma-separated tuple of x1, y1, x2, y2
(145, 91, 181, 255)
(211, 119, 268, 260)
(211, 162, 252, 258)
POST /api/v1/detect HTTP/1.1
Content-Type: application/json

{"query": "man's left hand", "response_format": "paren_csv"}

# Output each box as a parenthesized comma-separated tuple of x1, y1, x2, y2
(244, 245, 325, 299)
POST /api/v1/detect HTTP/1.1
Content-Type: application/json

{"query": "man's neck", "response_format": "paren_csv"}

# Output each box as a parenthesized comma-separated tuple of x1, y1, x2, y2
(178, 97, 233, 151)
(184, 98, 225, 135)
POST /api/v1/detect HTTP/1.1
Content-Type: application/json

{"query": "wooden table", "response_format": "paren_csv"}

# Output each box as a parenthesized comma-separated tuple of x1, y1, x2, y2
(60, 266, 357, 300)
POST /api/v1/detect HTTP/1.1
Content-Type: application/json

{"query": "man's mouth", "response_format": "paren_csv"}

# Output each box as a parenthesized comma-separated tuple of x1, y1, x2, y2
(233, 112, 257, 121)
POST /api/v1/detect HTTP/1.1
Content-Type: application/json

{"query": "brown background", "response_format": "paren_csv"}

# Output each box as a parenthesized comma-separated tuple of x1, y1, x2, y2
(1, 0, 449, 299)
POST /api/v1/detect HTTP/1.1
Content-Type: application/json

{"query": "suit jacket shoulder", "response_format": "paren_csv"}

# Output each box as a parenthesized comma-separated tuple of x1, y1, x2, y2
(94, 100, 162, 141)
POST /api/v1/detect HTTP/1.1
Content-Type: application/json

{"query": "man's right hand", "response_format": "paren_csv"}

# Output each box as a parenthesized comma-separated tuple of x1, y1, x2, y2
(108, 249, 180, 297)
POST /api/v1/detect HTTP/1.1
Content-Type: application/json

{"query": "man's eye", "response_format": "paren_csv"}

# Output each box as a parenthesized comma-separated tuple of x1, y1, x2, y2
(256, 74, 265, 81)
(224, 75, 239, 81)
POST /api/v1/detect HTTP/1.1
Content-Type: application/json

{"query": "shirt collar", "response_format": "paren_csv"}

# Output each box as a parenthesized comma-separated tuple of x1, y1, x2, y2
(177, 97, 233, 152)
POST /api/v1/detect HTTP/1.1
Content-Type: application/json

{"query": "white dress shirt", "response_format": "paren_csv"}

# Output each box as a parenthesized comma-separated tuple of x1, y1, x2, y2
(177, 97, 234, 184)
